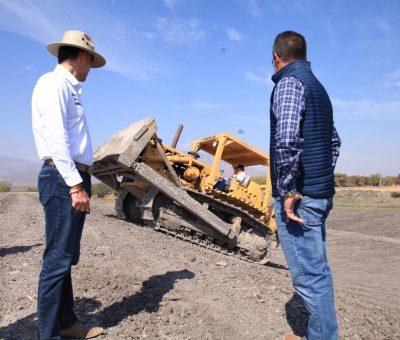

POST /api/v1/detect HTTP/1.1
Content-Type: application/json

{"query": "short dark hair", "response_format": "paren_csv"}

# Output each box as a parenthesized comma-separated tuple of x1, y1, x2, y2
(273, 31, 307, 62)
(58, 46, 83, 64)
(234, 164, 245, 171)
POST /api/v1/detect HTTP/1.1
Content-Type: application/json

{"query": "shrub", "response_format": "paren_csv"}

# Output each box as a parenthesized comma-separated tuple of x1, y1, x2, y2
(383, 176, 396, 186)
(367, 173, 382, 186)
(92, 183, 114, 198)
(343, 175, 367, 187)
(391, 192, 400, 198)
(251, 175, 266, 185)
(0, 180, 11, 192)
(334, 173, 347, 187)
(24, 186, 38, 192)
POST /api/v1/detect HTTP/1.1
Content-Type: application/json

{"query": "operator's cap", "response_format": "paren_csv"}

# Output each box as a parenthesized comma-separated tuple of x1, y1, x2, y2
(47, 30, 106, 68)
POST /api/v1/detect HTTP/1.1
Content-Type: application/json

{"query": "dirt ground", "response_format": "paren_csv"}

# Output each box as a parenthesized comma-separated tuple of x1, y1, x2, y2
(1, 192, 399, 340)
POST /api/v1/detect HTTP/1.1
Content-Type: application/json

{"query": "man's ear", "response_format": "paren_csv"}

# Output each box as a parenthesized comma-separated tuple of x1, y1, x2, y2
(78, 51, 85, 65)
(274, 53, 285, 71)
(79, 51, 90, 65)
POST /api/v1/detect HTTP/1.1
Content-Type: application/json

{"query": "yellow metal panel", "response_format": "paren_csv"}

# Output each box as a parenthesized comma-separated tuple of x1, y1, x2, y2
(192, 132, 269, 166)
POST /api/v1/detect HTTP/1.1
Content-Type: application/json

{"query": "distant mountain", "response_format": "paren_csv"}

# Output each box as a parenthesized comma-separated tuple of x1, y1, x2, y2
(0, 156, 41, 186)
(0, 153, 267, 187)
(0, 156, 102, 187)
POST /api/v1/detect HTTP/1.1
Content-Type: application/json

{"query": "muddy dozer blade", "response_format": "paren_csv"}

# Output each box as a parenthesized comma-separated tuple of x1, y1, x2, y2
(92, 117, 157, 189)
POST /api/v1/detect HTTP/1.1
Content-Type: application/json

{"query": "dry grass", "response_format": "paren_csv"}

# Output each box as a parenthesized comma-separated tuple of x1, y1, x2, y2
(336, 186, 400, 192)
(334, 187, 400, 209)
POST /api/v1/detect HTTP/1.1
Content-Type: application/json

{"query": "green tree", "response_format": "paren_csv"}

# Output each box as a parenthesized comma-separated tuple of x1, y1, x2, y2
(0, 180, 12, 192)
(344, 176, 357, 187)
(383, 176, 396, 186)
(334, 173, 347, 187)
(92, 183, 114, 198)
(24, 186, 38, 192)
(251, 175, 266, 185)
(367, 173, 382, 186)
(355, 176, 367, 186)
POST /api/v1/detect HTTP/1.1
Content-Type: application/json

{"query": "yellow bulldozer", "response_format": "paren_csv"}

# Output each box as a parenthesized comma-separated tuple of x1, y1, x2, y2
(92, 117, 277, 264)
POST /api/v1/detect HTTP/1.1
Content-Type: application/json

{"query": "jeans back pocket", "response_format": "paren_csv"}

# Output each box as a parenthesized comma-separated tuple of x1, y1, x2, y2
(297, 197, 329, 226)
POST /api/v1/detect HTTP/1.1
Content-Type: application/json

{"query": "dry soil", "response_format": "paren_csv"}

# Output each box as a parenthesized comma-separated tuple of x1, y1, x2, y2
(1, 192, 399, 339)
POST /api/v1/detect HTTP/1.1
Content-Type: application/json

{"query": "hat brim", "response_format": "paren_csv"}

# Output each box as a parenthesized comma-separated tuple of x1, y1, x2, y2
(47, 42, 106, 68)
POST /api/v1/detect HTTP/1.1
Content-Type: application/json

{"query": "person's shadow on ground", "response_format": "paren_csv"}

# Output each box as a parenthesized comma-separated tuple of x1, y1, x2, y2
(0, 269, 194, 339)
(84, 269, 195, 328)
(0, 243, 42, 257)
(285, 293, 308, 338)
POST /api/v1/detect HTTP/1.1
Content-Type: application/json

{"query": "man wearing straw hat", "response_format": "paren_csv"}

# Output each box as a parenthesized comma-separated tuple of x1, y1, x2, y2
(32, 30, 106, 339)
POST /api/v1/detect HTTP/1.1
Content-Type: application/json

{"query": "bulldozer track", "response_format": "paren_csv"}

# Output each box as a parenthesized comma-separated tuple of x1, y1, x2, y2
(148, 220, 258, 264)
(141, 188, 275, 264)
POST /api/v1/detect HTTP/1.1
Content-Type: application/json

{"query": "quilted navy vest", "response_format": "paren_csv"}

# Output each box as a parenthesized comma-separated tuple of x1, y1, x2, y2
(270, 60, 335, 198)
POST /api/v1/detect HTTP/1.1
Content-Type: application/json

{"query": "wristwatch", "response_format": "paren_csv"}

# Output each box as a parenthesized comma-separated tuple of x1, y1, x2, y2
(285, 190, 298, 197)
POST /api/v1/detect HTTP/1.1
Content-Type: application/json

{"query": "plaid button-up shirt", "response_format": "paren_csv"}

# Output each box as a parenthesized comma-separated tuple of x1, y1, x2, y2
(272, 76, 341, 196)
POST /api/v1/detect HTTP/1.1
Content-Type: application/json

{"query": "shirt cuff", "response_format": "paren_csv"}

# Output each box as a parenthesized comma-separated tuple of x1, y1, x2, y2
(63, 169, 83, 187)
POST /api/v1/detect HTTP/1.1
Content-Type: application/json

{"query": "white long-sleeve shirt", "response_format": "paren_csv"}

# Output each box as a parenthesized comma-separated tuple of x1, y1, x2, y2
(233, 171, 247, 185)
(32, 65, 93, 186)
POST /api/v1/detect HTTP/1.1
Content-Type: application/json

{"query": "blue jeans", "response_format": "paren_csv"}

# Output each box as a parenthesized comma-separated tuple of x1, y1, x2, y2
(37, 164, 91, 339)
(213, 178, 231, 191)
(275, 196, 338, 340)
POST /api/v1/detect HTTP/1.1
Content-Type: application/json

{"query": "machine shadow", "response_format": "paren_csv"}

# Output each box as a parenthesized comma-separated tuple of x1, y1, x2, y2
(0, 243, 42, 257)
(0, 269, 194, 339)
(285, 293, 308, 338)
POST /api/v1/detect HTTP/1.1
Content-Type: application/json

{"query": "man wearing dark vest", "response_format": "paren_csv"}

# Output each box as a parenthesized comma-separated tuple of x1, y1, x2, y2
(269, 31, 341, 340)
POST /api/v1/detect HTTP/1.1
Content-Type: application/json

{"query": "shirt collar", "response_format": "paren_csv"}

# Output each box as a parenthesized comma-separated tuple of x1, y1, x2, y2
(55, 64, 82, 91)
(271, 60, 311, 84)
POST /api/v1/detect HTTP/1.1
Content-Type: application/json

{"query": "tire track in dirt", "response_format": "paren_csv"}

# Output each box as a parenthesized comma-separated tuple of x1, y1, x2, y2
(328, 228, 400, 245)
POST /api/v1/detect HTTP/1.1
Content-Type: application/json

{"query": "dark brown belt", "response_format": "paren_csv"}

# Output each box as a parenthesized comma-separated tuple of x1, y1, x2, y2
(44, 159, 92, 175)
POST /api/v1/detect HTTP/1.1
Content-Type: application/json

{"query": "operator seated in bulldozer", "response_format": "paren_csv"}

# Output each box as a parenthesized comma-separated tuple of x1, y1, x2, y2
(214, 164, 250, 192)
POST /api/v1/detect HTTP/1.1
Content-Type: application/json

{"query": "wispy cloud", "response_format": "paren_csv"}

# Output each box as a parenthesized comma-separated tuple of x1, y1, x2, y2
(227, 28, 243, 41)
(0, 1, 172, 81)
(376, 20, 393, 49)
(352, 19, 394, 51)
(245, 68, 273, 87)
(241, 0, 311, 16)
(154, 18, 206, 45)
(325, 20, 337, 48)
(333, 98, 400, 121)
(106, 55, 170, 81)
(132, 28, 157, 41)
(0, 0, 59, 43)
(22, 65, 37, 75)
(245, 0, 263, 17)
(192, 101, 231, 110)
(384, 69, 400, 88)
(163, 0, 180, 9)
(377, 20, 391, 34)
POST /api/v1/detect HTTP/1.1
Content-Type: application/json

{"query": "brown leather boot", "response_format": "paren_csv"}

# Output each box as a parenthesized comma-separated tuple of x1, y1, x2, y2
(284, 334, 304, 340)
(60, 322, 104, 339)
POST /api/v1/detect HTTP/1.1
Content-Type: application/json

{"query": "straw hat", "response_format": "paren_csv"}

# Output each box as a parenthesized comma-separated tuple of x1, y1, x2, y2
(47, 30, 106, 68)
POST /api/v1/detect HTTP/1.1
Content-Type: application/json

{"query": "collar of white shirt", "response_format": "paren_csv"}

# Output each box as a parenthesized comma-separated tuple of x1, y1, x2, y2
(54, 64, 82, 93)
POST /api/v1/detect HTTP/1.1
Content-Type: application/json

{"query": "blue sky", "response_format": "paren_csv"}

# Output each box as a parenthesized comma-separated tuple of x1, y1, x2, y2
(0, 0, 399, 176)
